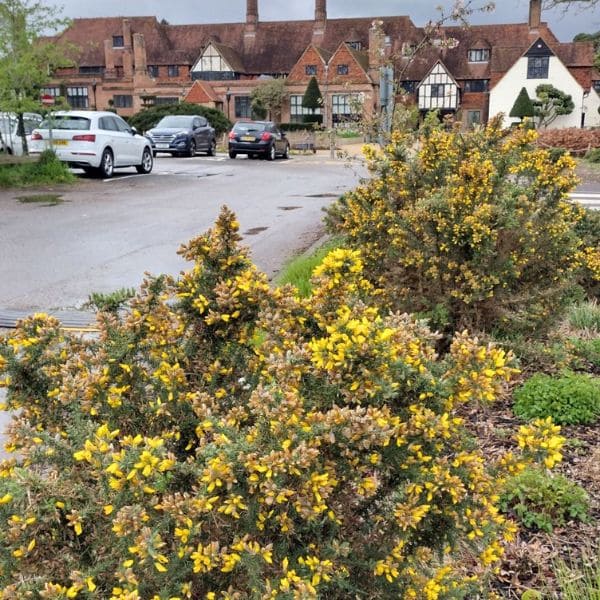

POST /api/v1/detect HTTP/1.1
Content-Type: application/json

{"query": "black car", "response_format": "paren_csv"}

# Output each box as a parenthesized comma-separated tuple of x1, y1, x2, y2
(228, 120, 290, 160)
(146, 115, 216, 157)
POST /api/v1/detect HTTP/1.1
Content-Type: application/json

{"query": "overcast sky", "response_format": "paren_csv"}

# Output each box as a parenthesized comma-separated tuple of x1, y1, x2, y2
(44, 0, 598, 42)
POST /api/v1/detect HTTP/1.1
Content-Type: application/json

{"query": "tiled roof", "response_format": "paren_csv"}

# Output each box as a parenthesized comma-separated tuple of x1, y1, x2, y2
(56, 15, 595, 88)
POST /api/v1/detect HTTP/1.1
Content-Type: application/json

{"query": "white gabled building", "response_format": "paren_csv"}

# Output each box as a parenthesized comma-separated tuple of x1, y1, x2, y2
(417, 61, 459, 114)
(489, 37, 600, 129)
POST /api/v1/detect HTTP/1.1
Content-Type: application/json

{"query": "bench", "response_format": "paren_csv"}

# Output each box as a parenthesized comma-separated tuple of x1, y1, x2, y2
(292, 141, 316, 153)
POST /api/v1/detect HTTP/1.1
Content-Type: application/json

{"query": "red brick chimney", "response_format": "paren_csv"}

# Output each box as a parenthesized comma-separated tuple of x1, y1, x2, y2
(313, 0, 326, 44)
(246, 0, 258, 37)
(529, 0, 541, 30)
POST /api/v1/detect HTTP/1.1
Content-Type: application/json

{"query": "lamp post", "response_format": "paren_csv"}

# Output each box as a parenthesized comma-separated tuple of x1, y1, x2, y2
(225, 88, 232, 120)
(92, 79, 97, 110)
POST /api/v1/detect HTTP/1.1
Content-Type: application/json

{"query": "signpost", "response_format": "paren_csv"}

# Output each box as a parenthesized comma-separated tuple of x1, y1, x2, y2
(40, 94, 55, 149)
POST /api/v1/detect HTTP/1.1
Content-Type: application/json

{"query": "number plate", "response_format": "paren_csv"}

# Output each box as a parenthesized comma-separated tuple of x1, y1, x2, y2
(53, 139, 68, 146)
(156, 143, 170, 149)
(241, 136, 255, 142)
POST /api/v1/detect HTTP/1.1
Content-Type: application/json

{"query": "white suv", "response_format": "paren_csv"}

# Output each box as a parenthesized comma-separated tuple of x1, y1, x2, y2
(29, 111, 153, 178)
(0, 113, 42, 156)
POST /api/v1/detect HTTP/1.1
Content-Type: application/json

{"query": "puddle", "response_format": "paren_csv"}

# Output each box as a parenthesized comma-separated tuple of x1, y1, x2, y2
(17, 194, 64, 206)
(244, 227, 268, 235)
(278, 206, 301, 211)
(304, 193, 338, 198)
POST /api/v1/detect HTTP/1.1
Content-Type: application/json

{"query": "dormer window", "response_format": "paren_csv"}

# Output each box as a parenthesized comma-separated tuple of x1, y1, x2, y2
(347, 41, 362, 50)
(468, 48, 490, 62)
(112, 35, 124, 48)
(402, 42, 416, 57)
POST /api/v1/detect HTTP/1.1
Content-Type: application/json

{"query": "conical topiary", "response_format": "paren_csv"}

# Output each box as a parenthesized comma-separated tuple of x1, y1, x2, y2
(510, 87, 535, 120)
(302, 76, 323, 111)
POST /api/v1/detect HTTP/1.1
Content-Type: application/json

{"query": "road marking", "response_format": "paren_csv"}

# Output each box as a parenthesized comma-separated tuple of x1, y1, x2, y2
(102, 174, 139, 183)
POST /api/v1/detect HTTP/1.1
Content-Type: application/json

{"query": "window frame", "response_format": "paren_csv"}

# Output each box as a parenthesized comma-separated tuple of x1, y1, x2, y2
(337, 64, 349, 76)
(305, 65, 317, 76)
(66, 86, 89, 109)
(468, 48, 490, 63)
(430, 83, 446, 98)
(527, 56, 549, 79)
(112, 35, 124, 48)
(167, 65, 180, 78)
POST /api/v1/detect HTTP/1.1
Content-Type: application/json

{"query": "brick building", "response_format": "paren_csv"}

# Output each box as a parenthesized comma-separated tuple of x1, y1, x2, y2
(43, 0, 600, 129)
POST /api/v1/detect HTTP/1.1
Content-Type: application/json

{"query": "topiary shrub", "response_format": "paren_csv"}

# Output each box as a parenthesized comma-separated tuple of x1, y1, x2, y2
(500, 467, 590, 532)
(326, 118, 587, 336)
(128, 102, 232, 136)
(514, 371, 600, 424)
(0, 208, 565, 599)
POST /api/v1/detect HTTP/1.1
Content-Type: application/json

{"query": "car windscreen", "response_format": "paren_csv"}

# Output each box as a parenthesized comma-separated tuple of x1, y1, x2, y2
(233, 122, 267, 134)
(39, 116, 91, 130)
(156, 116, 194, 128)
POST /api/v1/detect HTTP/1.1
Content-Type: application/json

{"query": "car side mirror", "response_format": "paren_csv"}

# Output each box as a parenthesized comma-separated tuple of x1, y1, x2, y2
(130, 126, 138, 135)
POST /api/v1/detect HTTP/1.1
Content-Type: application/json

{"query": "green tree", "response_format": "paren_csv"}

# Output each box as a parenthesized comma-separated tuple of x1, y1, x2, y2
(534, 84, 575, 128)
(509, 87, 535, 121)
(250, 77, 286, 122)
(0, 0, 72, 154)
(302, 76, 323, 113)
(573, 30, 600, 69)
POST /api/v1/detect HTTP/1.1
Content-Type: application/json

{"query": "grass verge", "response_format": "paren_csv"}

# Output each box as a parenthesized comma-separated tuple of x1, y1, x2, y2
(0, 150, 75, 188)
(276, 236, 344, 297)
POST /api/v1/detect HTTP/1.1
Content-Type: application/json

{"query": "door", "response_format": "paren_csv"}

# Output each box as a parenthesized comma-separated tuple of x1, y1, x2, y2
(112, 116, 137, 164)
(193, 116, 209, 150)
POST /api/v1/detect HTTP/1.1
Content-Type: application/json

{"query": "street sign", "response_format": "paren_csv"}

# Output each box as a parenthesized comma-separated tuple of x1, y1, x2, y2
(40, 94, 55, 106)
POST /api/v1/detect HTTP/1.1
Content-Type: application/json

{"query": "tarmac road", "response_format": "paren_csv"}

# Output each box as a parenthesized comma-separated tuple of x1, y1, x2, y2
(0, 151, 366, 312)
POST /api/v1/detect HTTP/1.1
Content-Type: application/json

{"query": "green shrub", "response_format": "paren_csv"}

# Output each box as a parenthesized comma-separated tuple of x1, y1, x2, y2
(570, 338, 600, 371)
(514, 371, 600, 424)
(0, 151, 74, 188)
(87, 287, 136, 314)
(279, 122, 322, 132)
(128, 102, 231, 136)
(500, 468, 590, 532)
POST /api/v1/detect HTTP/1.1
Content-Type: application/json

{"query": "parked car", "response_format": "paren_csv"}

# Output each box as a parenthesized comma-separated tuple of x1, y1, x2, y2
(228, 120, 290, 160)
(29, 111, 154, 178)
(0, 113, 42, 156)
(145, 115, 216, 157)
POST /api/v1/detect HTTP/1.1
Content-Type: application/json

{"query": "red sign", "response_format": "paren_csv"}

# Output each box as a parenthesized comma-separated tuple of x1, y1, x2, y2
(40, 94, 55, 106)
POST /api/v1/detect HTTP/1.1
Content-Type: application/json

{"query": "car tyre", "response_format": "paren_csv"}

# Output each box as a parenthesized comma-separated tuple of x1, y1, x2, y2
(99, 148, 114, 178)
(136, 147, 153, 174)
(228, 150, 237, 159)
(207, 139, 216, 156)
(187, 140, 196, 157)
(267, 143, 276, 161)
(282, 143, 290, 159)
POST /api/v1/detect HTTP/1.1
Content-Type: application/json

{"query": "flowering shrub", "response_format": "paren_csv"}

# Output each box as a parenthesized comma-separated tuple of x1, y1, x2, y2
(0, 208, 565, 599)
(327, 119, 591, 334)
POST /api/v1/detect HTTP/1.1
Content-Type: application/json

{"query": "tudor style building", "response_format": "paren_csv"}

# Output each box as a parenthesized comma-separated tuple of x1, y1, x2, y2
(44, 0, 600, 129)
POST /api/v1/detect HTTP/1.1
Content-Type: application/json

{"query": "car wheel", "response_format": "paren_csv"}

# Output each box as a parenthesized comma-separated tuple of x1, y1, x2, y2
(99, 148, 114, 178)
(207, 139, 216, 156)
(136, 147, 153, 174)
(282, 143, 290, 159)
(82, 167, 95, 176)
(187, 140, 196, 157)
(267, 144, 276, 161)
(228, 150, 237, 159)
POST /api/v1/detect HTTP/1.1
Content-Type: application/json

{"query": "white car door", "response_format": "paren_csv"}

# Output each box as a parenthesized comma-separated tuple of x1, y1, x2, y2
(112, 115, 137, 165)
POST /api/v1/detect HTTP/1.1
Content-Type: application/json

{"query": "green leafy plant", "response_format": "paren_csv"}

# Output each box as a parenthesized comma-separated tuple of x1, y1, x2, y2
(570, 338, 600, 371)
(500, 468, 590, 533)
(514, 371, 600, 425)
(0, 150, 74, 188)
(586, 147, 600, 163)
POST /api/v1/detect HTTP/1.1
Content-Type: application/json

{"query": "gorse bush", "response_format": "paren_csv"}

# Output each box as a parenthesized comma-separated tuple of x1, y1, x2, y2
(500, 467, 590, 533)
(0, 208, 565, 599)
(326, 118, 596, 335)
(514, 371, 600, 425)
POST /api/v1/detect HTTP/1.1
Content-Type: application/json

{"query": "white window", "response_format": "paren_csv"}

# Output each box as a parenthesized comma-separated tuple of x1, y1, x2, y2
(331, 93, 361, 126)
(468, 49, 490, 63)
(67, 86, 89, 108)
(289, 95, 322, 124)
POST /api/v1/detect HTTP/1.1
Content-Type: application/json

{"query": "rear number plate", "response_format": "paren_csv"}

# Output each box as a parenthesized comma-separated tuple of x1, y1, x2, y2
(53, 139, 68, 146)
(241, 136, 255, 142)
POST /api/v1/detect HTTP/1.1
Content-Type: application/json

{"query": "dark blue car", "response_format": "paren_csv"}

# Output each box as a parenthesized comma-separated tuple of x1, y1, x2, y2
(146, 115, 216, 157)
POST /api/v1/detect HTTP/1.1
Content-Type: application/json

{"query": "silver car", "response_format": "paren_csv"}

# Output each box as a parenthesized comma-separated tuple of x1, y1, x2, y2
(29, 110, 153, 178)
